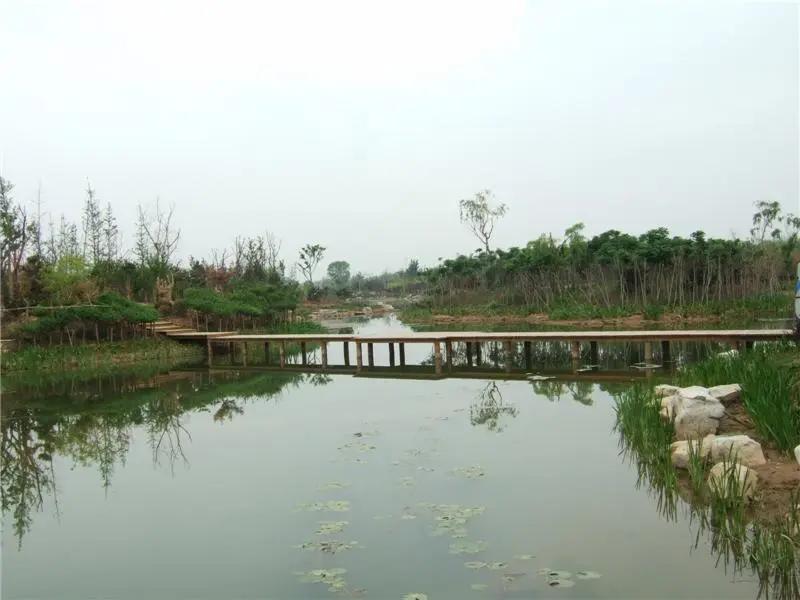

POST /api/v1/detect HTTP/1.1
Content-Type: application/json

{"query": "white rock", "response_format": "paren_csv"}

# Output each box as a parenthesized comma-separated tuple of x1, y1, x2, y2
(673, 387, 725, 440)
(654, 384, 681, 398)
(710, 435, 766, 468)
(670, 435, 714, 469)
(708, 384, 741, 403)
(795, 444, 800, 466)
(717, 349, 739, 360)
(678, 386, 716, 402)
(659, 395, 677, 423)
(707, 462, 758, 502)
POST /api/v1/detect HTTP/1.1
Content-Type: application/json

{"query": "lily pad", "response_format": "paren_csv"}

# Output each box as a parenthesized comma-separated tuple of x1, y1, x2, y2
(547, 579, 575, 588)
(296, 568, 347, 583)
(576, 570, 602, 580)
(403, 594, 428, 600)
(294, 500, 351, 512)
(470, 583, 488, 590)
(487, 562, 508, 570)
(315, 521, 348, 535)
(464, 561, 487, 569)
(546, 570, 572, 580)
(503, 572, 526, 582)
(294, 539, 361, 554)
(514, 554, 535, 560)
(453, 465, 486, 479)
(449, 541, 488, 555)
(400, 514, 417, 520)
(319, 482, 351, 491)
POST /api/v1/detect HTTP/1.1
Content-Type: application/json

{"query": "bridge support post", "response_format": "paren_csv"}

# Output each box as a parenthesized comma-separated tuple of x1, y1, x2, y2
(301, 342, 308, 365)
(389, 343, 396, 367)
(368, 343, 375, 367)
(466, 342, 473, 367)
(356, 342, 363, 373)
(280, 341, 286, 368)
(321, 342, 328, 369)
(475, 343, 482, 365)
(207, 337, 213, 367)
(745, 340, 754, 352)
(445, 340, 453, 371)
(343, 342, 350, 366)
(570, 341, 580, 373)
(589, 341, 598, 365)
(644, 342, 653, 364)
(434, 342, 443, 374)
(503, 340, 513, 373)
(242, 343, 248, 367)
(524, 341, 532, 371)
(399, 343, 406, 367)
(661, 340, 671, 363)
(264, 342, 270, 364)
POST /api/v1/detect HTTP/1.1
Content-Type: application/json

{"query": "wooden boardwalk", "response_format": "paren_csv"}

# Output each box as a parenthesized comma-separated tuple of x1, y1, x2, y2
(149, 320, 797, 374)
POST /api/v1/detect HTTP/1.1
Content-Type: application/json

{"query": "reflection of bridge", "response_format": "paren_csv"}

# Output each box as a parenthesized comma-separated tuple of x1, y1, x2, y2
(161, 327, 797, 374)
(191, 363, 662, 382)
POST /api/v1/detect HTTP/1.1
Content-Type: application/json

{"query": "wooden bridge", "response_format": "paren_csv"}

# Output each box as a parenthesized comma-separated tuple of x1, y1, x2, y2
(149, 321, 797, 374)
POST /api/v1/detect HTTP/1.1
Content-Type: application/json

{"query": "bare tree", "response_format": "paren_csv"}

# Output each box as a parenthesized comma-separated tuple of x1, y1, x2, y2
(135, 198, 180, 274)
(458, 189, 508, 252)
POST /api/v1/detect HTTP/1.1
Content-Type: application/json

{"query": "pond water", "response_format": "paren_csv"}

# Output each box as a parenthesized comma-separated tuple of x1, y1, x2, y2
(1, 317, 772, 599)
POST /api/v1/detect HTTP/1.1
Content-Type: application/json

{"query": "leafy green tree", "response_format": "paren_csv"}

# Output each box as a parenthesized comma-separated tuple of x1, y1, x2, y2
(326, 260, 351, 290)
(298, 244, 326, 285)
(42, 254, 93, 305)
(458, 189, 508, 252)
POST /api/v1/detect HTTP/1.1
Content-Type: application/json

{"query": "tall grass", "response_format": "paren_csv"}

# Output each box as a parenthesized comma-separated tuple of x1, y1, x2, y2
(675, 344, 800, 453)
(1, 339, 202, 373)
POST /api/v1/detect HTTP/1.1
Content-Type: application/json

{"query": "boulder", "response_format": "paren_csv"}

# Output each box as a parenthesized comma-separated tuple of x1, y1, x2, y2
(707, 462, 758, 502)
(673, 387, 725, 440)
(717, 349, 739, 360)
(670, 435, 714, 469)
(655, 384, 681, 398)
(659, 395, 677, 423)
(708, 384, 741, 403)
(710, 435, 766, 468)
(795, 444, 800, 467)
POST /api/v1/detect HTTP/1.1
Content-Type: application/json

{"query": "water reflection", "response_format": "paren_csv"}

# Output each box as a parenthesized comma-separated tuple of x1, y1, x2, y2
(469, 382, 518, 432)
(1, 366, 328, 549)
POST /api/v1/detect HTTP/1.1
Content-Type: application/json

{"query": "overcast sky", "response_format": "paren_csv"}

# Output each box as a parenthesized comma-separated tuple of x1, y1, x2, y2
(2, 1, 798, 274)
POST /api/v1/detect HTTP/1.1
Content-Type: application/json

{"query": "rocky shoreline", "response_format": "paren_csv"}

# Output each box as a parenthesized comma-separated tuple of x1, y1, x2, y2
(652, 382, 800, 524)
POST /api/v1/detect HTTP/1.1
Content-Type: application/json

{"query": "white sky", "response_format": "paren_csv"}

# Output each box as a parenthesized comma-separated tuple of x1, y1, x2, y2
(2, 1, 799, 273)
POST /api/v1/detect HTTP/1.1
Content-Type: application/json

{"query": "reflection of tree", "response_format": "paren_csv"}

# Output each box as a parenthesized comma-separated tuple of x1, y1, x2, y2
(1, 365, 323, 549)
(305, 373, 334, 387)
(145, 390, 191, 475)
(469, 382, 518, 432)
(0, 410, 58, 549)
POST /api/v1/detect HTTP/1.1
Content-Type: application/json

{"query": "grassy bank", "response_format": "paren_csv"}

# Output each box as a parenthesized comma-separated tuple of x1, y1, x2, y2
(1, 321, 330, 374)
(1, 338, 203, 373)
(399, 292, 793, 325)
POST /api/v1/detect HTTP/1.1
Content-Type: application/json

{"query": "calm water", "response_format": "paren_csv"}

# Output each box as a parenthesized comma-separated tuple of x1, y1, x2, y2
(1, 318, 767, 599)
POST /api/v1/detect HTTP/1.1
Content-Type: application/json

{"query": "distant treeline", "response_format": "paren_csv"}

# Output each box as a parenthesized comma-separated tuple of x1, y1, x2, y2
(421, 202, 800, 312)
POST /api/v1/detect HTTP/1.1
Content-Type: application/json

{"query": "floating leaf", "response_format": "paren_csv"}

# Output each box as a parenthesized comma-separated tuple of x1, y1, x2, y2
(319, 481, 351, 491)
(576, 570, 602, 580)
(470, 583, 488, 590)
(315, 521, 348, 535)
(546, 570, 572, 580)
(547, 579, 575, 588)
(503, 572, 526, 583)
(294, 540, 361, 554)
(295, 500, 351, 512)
(464, 561, 487, 569)
(296, 568, 347, 583)
(400, 514, 417, 520)
(487, 562, 508, 570)
(328, 579, 348, 593)
(403, 594, 428, 600)
(398, 477, 416, 487)
(453, 465, 486, 479)
(514, 554, 535, 560)
(449, 541, 488, 555)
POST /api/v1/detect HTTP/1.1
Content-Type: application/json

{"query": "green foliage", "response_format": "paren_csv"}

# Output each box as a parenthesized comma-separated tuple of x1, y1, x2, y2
(326, 260, 351, 291)
(42, 254, 91, 304)
(182, 282, 300, 318)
